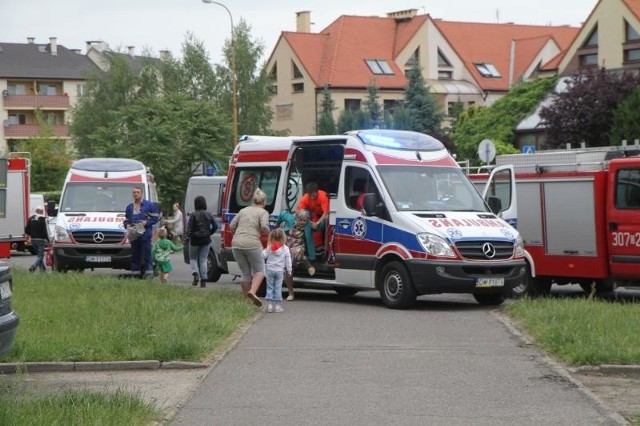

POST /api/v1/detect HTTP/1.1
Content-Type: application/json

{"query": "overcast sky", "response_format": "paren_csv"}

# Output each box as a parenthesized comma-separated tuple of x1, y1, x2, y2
(2, 0, 596, 64)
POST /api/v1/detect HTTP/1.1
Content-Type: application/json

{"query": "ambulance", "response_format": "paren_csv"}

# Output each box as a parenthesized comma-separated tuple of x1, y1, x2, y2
(221, 129, 526, 309)
(51, 158, 158, 272)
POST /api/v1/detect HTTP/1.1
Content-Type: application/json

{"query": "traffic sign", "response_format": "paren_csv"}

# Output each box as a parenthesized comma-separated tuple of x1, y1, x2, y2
(522, 145, 536, 154)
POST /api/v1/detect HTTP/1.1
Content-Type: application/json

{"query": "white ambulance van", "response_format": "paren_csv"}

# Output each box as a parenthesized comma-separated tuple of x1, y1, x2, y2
(51, 158, 158, 272)
(221, 129, 525, 309)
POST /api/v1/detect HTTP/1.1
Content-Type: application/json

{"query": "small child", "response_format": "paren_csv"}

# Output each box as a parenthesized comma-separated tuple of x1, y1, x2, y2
(152, 227, 183, 283)
(262, 228, 292, 313)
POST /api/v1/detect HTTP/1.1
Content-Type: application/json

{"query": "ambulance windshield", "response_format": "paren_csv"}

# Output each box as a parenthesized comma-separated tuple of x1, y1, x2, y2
(60, 182, 140, 213)
(378, 166, 487, 212)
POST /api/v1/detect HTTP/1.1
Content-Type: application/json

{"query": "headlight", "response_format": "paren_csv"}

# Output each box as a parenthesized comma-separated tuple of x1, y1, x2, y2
(417, 233, 455, 258)
(54, 226, 71, 243)
(513, 235, 525, 258)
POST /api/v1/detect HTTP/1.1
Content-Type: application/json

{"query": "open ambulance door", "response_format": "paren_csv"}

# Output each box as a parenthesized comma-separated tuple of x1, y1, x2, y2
(482, 165, 518, 229)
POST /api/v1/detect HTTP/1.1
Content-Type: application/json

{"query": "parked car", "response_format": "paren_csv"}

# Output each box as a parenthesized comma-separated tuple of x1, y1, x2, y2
(0, 261, 19, 356)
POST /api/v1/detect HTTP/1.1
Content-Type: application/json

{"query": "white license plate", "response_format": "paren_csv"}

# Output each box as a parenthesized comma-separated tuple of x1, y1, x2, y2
(86, 256, 111, 263)
(476, 277, 504, 288)
(0, 282, 12, 300)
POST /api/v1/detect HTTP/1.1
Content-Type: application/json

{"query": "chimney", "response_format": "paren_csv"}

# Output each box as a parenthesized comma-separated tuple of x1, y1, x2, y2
(296, 11, 311, 33)
(86, 40, 107, 53)
(127, 46, 135, 56)
(386, 9, 418, 20)
(49, 37, 58, 55)
(159, 50, 171, 61)
(27, 37, 35, 44)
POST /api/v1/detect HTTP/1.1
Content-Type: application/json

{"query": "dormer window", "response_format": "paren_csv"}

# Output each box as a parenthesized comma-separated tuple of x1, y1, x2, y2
(475, 62, 501, 78)
(365, 59, 394, 75)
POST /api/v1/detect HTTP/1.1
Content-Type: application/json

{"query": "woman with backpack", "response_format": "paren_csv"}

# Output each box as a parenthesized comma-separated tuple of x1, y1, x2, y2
(187, 195, 216, 288)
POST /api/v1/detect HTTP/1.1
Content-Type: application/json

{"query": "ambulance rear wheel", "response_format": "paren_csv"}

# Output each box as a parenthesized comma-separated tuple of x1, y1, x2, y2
(379, 261, 416, 309)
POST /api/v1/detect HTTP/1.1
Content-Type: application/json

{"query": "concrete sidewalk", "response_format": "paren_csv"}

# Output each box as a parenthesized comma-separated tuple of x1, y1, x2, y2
(170, 292, 627, 426)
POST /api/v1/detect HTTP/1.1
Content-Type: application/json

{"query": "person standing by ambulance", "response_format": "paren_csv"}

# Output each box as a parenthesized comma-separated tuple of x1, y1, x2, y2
(124, 186, 158, 278)
(25, 206, 49, 272)
(230, 188, 270, 307)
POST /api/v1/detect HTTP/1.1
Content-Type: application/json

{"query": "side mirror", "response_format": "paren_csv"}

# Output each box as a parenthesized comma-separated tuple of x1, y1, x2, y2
(46, 200, 57, 217)
(487, 196, 502, 215)
(362, 193, 377, 216)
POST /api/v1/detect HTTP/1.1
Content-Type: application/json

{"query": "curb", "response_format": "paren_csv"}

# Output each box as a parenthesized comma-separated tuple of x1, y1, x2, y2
(570, 364, 640, 379)
(0, 360, 208, 374)
(490, 309, 631, 426)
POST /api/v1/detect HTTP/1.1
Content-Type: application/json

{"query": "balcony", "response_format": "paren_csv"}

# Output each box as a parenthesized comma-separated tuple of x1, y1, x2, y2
(2, 94, 70, 109)
(4, 124, 69, 138)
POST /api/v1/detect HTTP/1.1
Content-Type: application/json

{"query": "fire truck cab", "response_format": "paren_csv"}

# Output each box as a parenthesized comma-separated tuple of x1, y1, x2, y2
(471, 145, 640, 297)
(221, 129, 526, 309)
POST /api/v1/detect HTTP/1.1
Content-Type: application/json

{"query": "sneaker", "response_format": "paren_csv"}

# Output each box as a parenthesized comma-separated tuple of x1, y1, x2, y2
(28, 265, 36, 273)
(247, 292, 263, 307)
(274, 303, 284, 313)
(286, 294, 294, 301)
(308, 266, 316, 276)
(192, 272, 199, 286)
(160, 278, 167, 284)
(200, 279, 206, 288)
(267, 303, 274, 313)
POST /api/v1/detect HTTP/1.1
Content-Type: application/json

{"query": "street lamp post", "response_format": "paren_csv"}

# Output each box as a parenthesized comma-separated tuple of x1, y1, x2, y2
(202, 0, 238, 146)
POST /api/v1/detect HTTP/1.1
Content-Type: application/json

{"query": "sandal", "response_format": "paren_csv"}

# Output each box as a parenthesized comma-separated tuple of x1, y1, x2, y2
(248, 292, 263, 307)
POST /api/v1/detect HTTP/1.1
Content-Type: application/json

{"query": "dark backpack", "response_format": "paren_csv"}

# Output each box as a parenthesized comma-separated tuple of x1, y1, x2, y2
(192, 211, 216, 239)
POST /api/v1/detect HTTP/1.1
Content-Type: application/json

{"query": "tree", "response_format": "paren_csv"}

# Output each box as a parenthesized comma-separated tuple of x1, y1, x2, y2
(610, 84, 640, 146)
(71, 38, 230, 212)
(390, 103, 411, 130)
(337, 108, 355, 134)
(317, 86, 336, 135)
(404, 64, 444, 134)
(540, 67, 640, 148)
(452, 77, 556, 163)
(220, 19, 274, 137)
(18, 110, 69, 193)
(362, 82, 383, 128)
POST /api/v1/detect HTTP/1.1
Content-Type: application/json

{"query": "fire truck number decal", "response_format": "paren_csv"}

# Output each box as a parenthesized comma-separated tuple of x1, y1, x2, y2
(611, 232, 640, 247)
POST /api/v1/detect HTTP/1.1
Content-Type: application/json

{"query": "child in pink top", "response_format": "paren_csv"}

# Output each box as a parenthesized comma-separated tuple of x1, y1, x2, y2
(262, 228, 292, 313)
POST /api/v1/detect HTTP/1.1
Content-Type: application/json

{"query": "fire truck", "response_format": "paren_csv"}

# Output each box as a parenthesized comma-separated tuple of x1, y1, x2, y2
(471, 145, 640, 297)
(0, 153, 32, 258)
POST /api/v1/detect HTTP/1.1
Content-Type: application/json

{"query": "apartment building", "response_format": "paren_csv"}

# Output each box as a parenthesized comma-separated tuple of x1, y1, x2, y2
(0, 37, 100, 154)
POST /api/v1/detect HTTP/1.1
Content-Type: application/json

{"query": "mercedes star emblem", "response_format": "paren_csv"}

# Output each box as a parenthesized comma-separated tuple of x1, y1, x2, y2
(93, 232, 105, 243)
(482, 242, 496, 259)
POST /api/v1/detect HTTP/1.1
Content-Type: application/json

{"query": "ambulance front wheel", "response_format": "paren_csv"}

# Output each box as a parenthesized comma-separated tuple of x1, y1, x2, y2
(379, 261, 416, 309)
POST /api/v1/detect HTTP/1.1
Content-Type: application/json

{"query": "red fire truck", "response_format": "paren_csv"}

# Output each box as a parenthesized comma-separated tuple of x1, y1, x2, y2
(471, 145, 640, 297)
(0, 153, 32, 258)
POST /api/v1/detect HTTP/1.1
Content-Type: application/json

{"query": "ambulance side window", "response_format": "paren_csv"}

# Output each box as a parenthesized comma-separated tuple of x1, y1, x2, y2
(229, 167, 281, 213)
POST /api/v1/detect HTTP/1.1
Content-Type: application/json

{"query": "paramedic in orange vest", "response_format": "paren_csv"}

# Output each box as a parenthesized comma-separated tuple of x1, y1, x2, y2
(297, 182, 329, 250)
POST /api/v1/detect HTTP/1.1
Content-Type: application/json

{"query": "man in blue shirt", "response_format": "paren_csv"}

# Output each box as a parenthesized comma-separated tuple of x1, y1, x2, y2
(124, 186, 158, 278)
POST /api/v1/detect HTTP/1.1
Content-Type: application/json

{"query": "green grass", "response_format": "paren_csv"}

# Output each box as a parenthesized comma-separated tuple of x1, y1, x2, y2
(505, 297, 640, 366)
(1, 268, 256, 363)
(0, 268, 257, 425)
(0, 385, 161, 426)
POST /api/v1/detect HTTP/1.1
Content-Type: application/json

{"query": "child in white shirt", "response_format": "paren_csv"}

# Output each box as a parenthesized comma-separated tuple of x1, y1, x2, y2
(263, 228, 292, 313)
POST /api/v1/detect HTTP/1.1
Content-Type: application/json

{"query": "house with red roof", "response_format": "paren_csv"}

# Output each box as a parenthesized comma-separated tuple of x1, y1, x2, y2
(517, 0, 640, 149)
(265, 9, 579, 136)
